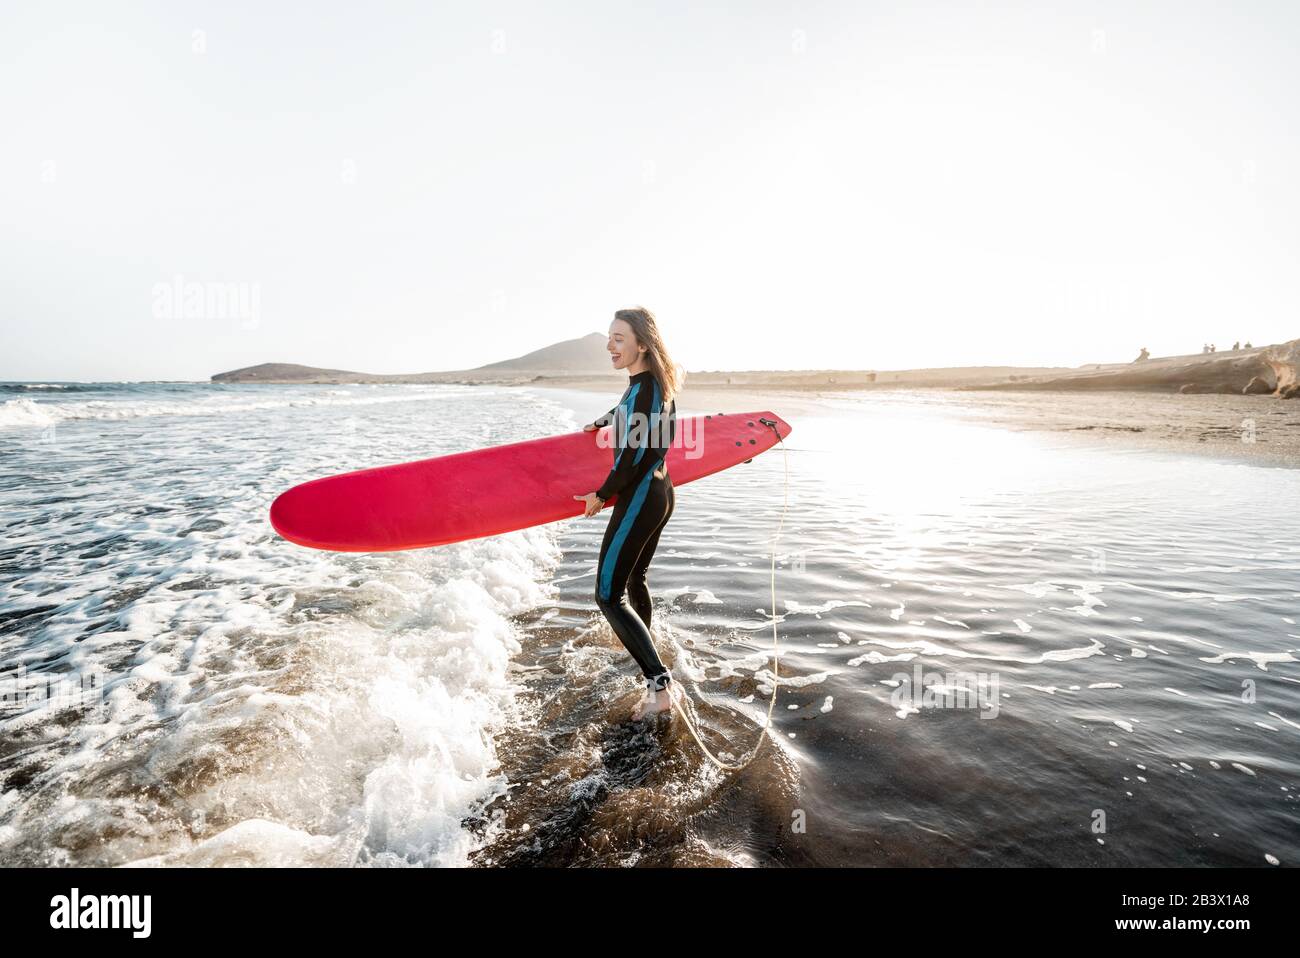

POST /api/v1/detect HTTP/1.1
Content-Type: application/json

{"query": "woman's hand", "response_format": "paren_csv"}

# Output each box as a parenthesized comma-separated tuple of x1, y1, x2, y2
(574, 492, 605, 517)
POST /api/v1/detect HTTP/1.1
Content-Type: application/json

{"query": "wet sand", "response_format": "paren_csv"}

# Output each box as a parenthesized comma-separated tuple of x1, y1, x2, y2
(476, 377, 1300, 867)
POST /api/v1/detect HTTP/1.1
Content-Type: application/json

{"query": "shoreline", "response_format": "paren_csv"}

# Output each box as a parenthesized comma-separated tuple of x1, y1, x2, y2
(525, 379, 1300, 470)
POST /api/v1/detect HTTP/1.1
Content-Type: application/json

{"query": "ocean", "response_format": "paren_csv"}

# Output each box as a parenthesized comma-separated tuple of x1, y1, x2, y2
(1, 381, 1297, 866)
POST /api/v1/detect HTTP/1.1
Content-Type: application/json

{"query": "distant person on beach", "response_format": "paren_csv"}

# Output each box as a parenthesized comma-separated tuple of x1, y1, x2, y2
(1134, 347, 1150, 362)
(1209, 344, 1217, 353)
(578, 307, 683, 722)
(1245, 341, 1253, 349)
(1202, 344, 1209, 354)
(1233, 341, 1240, 351)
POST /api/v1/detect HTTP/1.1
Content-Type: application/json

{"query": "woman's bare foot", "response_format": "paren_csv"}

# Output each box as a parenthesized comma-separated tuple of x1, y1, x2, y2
(631, 683, 677, 721)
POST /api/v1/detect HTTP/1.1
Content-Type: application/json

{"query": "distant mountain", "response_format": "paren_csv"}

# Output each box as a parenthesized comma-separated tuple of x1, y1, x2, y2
(473, 332, 611, 371)
(211, 332, 616, 383)
(211, 362, 372, 383)
(213, 331, 1300, 395)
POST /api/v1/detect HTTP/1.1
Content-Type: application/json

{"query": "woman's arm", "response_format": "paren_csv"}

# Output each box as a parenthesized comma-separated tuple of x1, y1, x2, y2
(583, 404, 618, 431)
(584, 381, 631, 431)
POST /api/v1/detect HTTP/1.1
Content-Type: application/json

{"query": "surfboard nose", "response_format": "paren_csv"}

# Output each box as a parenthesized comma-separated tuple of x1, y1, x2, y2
(754, 411, 793, 441)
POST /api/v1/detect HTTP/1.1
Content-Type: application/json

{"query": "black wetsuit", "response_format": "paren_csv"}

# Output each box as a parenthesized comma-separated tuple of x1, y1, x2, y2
(591, 369, 677, 692)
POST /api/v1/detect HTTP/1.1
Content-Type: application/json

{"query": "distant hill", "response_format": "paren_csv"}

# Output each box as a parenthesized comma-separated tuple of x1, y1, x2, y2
(212, 332, 1300, 396)
(212, 332, 1077, 387)
(211, 332, 618, 384)
(474, 332, 612, 371)
(211, 362, 373, 384)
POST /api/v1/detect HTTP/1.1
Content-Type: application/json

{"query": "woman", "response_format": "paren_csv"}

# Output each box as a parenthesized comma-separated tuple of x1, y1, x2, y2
(573, 307, 683, 721)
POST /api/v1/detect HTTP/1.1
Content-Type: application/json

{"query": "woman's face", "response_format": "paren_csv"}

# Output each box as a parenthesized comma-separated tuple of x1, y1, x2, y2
(607, 318, 643, 371)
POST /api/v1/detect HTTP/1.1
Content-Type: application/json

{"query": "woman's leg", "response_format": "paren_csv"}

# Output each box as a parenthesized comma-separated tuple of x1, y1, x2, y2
(594, 473, 672, 685)
(625, 521, 663, 630)
(626, 475, 674, 630)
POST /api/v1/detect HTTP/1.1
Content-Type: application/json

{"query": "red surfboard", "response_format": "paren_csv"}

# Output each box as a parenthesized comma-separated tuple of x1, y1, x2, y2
(269, 410, 792, 552)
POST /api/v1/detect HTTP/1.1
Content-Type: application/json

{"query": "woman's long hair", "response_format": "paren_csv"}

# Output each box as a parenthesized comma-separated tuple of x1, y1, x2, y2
(614, 306, 686, 404)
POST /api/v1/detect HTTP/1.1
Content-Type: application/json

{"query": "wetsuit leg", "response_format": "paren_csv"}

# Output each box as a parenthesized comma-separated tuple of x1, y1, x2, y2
(624, 525, 660, 630)
(626, 474, 675, 630)
(595, 470, 674, 687)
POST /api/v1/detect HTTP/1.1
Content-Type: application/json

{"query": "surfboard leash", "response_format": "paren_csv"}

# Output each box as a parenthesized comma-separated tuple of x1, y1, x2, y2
(666, 417, 789, 774)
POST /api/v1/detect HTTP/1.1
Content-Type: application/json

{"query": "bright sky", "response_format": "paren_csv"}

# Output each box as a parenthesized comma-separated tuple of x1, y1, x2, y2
(2, 1, 1297, 381)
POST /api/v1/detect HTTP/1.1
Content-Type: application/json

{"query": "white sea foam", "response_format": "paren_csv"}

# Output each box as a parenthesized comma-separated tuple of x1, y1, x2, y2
(0, 397, 58, 427)
(0, 383, 565, 866)
(0, 387, 455, 429)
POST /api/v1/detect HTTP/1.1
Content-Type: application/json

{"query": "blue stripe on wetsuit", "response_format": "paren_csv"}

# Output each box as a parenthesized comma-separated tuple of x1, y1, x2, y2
(599, 469, 658, 600)
(599, 379, 661, 600)
(611, 382, 640, 470)
(630, 381, 655, 468)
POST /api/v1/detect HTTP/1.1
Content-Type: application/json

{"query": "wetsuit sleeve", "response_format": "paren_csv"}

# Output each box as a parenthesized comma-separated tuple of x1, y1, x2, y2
(589, 404, 618, 429)
(595, 386, 670, 502)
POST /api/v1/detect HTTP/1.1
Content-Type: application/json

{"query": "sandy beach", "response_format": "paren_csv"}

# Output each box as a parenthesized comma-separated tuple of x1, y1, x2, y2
(529, 377, 1300, 470)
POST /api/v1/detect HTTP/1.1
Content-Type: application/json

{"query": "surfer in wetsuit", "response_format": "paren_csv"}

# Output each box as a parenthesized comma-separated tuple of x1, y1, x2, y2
(574, 307, 683, 721)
